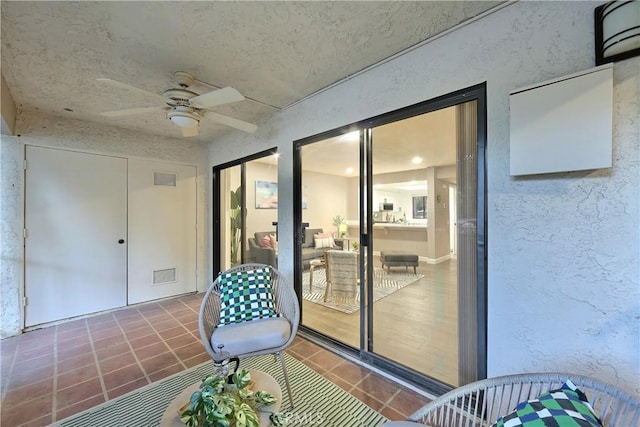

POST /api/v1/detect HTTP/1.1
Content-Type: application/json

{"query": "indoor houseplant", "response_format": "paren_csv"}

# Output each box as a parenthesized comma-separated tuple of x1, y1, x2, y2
(332, 215, 345, 237)
(180, 369, 287, 427)
(229, 186, 242, 265)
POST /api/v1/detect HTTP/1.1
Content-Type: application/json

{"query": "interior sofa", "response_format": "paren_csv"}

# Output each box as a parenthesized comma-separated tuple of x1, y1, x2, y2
(247, 231, 278, 266)
(248, 228, 332, 268)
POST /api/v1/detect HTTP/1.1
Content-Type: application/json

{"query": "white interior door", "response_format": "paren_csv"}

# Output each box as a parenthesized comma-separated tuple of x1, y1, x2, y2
(127, 159, 197, 304)
(24, 146, 127, 327)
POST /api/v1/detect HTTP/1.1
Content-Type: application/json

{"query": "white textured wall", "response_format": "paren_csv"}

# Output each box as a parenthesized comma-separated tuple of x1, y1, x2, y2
(207, 2, 639, 396)
(1, 138, 24, 336)
(1, 111, 209, 338)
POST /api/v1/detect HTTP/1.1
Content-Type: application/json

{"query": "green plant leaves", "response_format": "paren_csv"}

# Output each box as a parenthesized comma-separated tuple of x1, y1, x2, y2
(230, 186, 242, 210)
(234, 402, 259, 427)
(229, 185, 242, 264)
(181, 369, 287, 427)
(254, 391, 276, 407)
(231, 369, 252, 389)
(269, 412, 288, 427)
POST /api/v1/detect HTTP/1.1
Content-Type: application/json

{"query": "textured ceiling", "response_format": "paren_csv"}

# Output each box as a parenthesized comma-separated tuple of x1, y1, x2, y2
(1, 1, 502, 143)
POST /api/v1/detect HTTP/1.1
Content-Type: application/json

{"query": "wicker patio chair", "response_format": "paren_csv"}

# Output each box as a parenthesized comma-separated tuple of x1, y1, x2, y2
(383, 372, 640, 426)
(199, 263, 300, 408)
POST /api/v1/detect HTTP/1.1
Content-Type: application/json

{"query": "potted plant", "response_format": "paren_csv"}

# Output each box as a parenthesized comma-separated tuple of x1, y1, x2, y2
(331, 215, 345, 237)
(351, 242, 359, 252)
(180, 369, 287, 427)
(229, 186, 242, 265)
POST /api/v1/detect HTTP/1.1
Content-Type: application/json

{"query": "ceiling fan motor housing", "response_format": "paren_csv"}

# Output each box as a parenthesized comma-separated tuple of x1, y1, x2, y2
(173, 71, 195, 88)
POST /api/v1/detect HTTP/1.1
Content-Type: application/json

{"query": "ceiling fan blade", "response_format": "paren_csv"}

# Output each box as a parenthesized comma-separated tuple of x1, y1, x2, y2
(181, 125, 199, 137)
(204, 111, 258, 133)
(100, 106, 166, 117)
(97, 78, 166, 102)
(189, 87, 245, 109)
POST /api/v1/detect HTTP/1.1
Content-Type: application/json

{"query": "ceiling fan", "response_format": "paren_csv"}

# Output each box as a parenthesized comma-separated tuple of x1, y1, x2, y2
(97, 71, 257, 137)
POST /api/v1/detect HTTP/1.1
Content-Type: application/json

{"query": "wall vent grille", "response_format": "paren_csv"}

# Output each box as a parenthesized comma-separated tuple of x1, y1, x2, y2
(154, 172, 177, 186)
(153, 268, 177, 285)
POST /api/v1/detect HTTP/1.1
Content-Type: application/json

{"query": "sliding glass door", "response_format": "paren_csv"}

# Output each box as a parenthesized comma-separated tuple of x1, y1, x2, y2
(294, 84, 486, 391)
(297, 132, 361, 348)
(213, 149, 279, 276)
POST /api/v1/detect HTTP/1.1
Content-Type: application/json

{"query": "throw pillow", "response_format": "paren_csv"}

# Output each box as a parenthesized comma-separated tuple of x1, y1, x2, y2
(314, 232, 334, 249)
(492, 380, 602, 427)
(217, 267, 279, 326)
(269, 234, 278, 251)
(259, 234, 276, 248)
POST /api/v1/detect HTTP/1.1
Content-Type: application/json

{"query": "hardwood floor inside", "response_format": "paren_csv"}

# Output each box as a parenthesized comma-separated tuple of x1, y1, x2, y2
(302, 257, 459, 386)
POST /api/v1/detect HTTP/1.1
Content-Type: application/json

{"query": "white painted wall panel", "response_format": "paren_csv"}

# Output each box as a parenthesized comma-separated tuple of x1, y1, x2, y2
(510, 65, 613, 175)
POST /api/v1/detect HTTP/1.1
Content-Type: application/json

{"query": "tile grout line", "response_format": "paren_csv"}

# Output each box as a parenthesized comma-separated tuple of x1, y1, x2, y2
(159, 302, 193, 370)
(0, 336, 19, 402)
(115, 307, 154, 385)
(137, 305, 188, 372)
(51, 325, 59, 422)
(85, 317, 111, 403)
(377, 388, 403, 418)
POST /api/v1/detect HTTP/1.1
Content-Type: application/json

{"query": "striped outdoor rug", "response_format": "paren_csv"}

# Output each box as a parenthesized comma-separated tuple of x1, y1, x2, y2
(51, 353, 388, 427)
(302, 268, 424, 314)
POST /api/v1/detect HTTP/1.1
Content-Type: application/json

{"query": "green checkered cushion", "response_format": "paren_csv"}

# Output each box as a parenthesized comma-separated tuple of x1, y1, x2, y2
(217, 267, 279, 326)
(492, 380, 602, 427)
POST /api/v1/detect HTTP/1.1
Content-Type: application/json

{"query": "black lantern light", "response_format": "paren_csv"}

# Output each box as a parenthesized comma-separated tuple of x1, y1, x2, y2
(595, 1, 640, 65)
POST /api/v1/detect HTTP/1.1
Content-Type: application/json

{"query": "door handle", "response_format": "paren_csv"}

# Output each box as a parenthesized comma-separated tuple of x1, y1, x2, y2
(118, 239, 125, 244)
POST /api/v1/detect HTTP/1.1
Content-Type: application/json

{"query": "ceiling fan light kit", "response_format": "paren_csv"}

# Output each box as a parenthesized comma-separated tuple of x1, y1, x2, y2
(98, 71, 257, 136)
(167, 107, 200, 128)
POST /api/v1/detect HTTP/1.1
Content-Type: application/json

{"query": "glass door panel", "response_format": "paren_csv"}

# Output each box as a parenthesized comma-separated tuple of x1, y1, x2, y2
(369, 102, 477, 387)
(219, 165, 242, 271)
(299, 133, 360, 347)
(214, 150, 279, 276)
(245, 156, 279, 268)
(294, 85, 484, 391)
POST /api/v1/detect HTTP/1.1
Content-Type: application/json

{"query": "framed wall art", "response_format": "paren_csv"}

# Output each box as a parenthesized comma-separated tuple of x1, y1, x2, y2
(255, 181, 278, 209)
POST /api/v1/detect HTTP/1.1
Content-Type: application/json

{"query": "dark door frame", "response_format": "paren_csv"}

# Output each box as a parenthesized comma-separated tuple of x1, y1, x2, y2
(212, 148, 278, 278)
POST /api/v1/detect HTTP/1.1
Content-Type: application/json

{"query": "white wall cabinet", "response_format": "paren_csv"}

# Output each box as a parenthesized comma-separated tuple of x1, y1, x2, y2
(510, 64, 613, 176)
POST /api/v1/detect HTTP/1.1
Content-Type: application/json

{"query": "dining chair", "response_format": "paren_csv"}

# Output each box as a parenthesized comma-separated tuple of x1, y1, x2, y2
(324, 250, 359, 302)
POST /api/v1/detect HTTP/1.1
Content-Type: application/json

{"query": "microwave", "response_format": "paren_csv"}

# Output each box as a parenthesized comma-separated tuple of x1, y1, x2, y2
(380, 202, 394, 211)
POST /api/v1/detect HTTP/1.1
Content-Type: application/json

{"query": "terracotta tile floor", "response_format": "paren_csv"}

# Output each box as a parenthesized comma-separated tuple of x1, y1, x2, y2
(0, 293, 431, 426)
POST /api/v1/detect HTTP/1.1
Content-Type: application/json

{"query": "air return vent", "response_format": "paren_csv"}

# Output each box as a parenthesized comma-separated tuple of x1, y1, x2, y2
(154, 172, 177, 186)
(153, 268, 177, 285)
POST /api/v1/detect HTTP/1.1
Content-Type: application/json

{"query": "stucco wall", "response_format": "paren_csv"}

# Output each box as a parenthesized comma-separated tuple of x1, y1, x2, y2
(0, 111, 209, 338)
(206, 2, 639, 396)
(1, 138, 23, 336)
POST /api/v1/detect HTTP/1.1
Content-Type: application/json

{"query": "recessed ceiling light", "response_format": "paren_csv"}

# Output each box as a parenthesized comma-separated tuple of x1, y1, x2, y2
(411, 156, 423, 164)
(345, 167, 354, 174)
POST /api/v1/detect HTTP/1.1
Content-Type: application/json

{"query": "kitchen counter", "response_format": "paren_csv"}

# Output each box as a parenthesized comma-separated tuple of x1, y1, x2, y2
(372, 222, 427, 230)
(346, 223, 428, 257)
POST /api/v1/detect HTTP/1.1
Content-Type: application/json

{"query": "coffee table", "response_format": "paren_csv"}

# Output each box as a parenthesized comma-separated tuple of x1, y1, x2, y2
(160, 369, 282, 427)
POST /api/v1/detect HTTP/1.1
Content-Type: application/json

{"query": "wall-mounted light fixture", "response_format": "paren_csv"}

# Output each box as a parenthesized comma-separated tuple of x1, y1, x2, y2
(595, 1, 640, 65)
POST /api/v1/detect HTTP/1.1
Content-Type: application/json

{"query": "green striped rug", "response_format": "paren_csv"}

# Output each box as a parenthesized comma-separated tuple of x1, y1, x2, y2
(51, 353, 388, 427)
